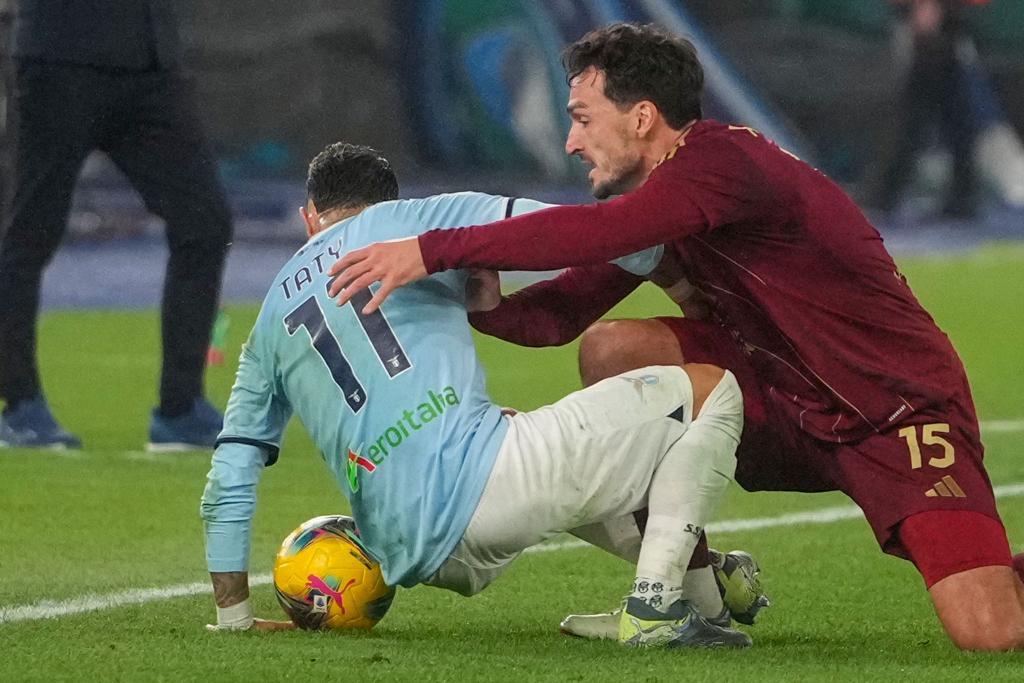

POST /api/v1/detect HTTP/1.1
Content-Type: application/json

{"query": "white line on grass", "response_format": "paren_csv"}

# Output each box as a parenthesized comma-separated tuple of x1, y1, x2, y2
(5, 481, 1024, 625)
(982, 419, 1024, 433)
(2, 420, 1021, 461)
(0, 575, 273, 625)
(520, 482, 1024, 554)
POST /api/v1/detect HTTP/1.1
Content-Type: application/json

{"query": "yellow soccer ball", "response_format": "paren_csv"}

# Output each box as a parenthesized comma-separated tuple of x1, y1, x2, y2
(273, 515, 395, 630)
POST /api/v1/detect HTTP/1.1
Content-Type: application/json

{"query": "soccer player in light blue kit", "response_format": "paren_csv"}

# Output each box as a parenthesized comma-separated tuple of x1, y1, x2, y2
(201, 143, 750, 648)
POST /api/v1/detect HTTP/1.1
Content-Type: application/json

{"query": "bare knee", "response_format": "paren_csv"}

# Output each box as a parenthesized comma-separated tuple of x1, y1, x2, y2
(681, 363, 727, 418)
(929, 565, 1024, 651)
(578, 319, 684, 386)
(948, 623, 1024, 652)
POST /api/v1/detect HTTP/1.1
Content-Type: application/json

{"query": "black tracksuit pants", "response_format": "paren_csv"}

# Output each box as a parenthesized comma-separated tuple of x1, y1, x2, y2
(0, 60, 232, 415)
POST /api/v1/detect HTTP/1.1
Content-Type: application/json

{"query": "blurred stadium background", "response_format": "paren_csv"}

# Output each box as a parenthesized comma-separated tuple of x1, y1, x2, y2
(3, 4, 1024, 678)
(1, 0, 1023, 311)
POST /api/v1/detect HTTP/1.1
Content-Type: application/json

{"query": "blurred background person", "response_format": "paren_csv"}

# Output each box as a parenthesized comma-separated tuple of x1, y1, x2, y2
(874, 0, 986, 219)
(0, 0, 12, 215)
(0, 0, 232, 450)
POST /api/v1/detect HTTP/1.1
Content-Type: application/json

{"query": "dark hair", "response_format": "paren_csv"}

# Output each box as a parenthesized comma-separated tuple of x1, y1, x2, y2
(306, 143, 399, 212)
(563, 23, 703, 128)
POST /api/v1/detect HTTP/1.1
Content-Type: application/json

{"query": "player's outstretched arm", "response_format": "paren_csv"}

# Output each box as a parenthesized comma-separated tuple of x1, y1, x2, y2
(469, 264, 643, 347)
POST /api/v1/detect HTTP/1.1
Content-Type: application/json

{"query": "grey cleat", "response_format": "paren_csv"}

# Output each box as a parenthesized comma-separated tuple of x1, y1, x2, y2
(710, 549, 771, 626)
(619, 597, 752, 649)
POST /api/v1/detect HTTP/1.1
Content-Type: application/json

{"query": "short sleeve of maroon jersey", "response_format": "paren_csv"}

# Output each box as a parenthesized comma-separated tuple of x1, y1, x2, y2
(417, 125, 776, 273)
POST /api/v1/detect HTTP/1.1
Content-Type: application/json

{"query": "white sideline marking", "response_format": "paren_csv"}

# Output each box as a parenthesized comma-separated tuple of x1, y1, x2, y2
(6, 482, 1024, 625)
(516, 481, 1024, 553)
(2, 420, 1020, 461)
(0, 575, 273, 625)
(982, 419, 1024, 434)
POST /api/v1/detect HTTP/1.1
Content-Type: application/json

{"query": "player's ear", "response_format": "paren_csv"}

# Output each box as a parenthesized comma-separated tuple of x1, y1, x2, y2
(634, 101, 656, 138)
(299, 206, 317, 238)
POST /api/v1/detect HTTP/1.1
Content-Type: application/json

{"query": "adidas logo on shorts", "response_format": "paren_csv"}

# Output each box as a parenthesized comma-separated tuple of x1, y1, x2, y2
(924, 475, 966, 498)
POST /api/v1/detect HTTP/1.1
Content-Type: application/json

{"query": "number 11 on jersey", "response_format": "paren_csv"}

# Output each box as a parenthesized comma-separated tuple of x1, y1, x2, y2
(284, 290, 412, 414)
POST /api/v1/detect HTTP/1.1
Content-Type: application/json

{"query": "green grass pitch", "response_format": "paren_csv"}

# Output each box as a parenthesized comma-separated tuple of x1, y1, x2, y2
(2, 246, 1024, 681)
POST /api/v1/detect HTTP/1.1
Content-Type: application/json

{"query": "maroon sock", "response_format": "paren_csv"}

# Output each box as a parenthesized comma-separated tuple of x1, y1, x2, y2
(688, 533, 710, 570)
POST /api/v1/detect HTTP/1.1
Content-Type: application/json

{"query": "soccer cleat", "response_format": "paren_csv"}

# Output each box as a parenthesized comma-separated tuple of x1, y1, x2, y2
(711, 549, 771, 625)
(146, 397, 223, 451)
(618, 597, 751, 649)
(561, 603, 732, 641)
(0, 397, 82, 449)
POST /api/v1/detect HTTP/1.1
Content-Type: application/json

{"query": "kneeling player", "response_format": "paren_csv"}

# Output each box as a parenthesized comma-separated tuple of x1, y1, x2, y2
(200, 143, 753, 648)
(322, 23, 1023, 650)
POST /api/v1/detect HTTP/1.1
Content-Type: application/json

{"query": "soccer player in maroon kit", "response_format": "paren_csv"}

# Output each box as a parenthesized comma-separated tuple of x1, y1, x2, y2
(329, 23, 1023, 650)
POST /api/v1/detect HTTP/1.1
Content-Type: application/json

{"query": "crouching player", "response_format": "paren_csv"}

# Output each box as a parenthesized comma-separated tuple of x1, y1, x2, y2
(200, 143, 754, 647)
(324, 23, 1023, 651)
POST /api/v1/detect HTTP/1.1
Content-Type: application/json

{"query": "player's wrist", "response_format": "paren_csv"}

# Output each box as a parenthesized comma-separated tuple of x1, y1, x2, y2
(215, 598, 255, 630)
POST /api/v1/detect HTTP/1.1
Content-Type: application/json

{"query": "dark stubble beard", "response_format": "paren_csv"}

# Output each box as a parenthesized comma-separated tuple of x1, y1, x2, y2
(591, 157, 645, 200)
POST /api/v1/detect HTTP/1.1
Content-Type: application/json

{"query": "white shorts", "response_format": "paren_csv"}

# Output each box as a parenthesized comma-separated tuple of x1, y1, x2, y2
(427, 365, 692, 596)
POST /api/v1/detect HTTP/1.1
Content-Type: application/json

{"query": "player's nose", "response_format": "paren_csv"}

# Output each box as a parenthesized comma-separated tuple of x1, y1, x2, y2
(565, 129, 582, 156)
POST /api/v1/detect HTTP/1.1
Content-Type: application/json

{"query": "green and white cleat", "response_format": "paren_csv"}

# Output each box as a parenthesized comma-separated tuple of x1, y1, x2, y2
(561, 603, 731, 640)
(711, 549, 771, 626)
(618, 597, 752, 649)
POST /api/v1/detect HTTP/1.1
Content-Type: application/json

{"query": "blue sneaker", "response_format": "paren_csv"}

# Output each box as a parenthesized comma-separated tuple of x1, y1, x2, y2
(0, 397, 82, 449)
(147, 397, 223, 452)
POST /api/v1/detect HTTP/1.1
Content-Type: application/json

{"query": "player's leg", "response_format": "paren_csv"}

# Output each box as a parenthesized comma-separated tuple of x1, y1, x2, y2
(578, 319, 684, 386)
(900, 511, 1023, 651)
(104, 70, 232, 447)
(429, 362, 721, 594)
(619, 364, 747, 647)
(833, 395, 1023, 651)
(572, 317, 771, 626)
(569, 513, 727, 618)
(427, 363, 750, 647)
(0, 62, 104, 448)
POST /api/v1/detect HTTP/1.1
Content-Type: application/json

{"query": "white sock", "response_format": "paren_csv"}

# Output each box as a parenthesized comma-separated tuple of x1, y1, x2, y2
(634, 371, 742, 603)
(630, 576, 682, 611)
(571, 517, 727, 615)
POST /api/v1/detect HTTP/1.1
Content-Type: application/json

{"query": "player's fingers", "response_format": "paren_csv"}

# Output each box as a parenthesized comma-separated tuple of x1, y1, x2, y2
(252, 619, 296, 631)
(328, 266, 357, 298)
(361, 279, 395, 315)
(328, 249, 368, 278)
(336, 272, 380, 307)
(330, 263, 374, 301)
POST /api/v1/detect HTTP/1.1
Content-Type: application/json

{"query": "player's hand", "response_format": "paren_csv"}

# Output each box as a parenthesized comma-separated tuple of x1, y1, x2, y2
(205, 618, 296, 632)
(252, 618, 296, 631)
(327, 238, 427, 314)
(465, 269, 502, 312)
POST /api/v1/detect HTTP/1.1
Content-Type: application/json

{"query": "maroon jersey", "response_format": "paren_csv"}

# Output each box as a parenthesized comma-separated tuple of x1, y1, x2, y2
(421, 120, 972, 443)
(468, 263, 642, 347)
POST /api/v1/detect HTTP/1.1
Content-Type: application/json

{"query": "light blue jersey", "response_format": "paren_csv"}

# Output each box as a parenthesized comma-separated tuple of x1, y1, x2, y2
(203, 193, 548, 586)
(200, 191, 664, 588)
